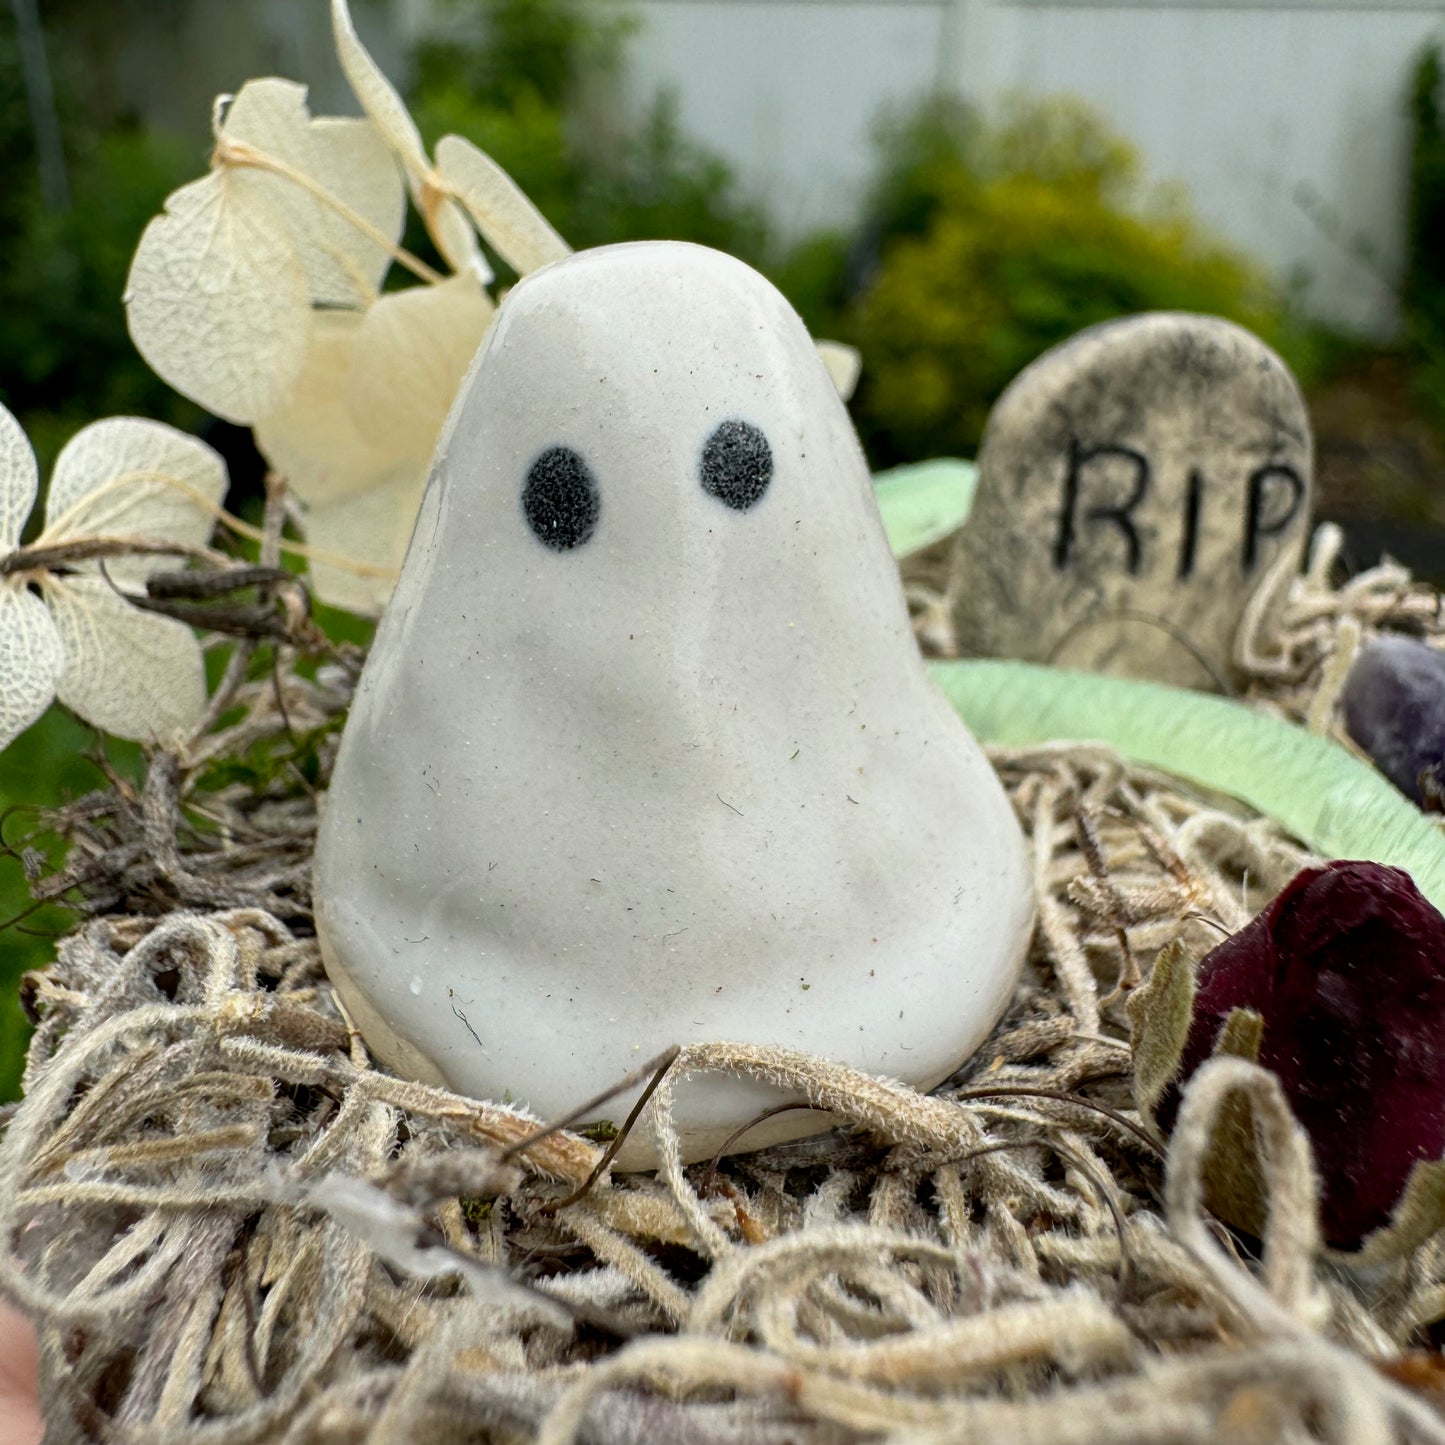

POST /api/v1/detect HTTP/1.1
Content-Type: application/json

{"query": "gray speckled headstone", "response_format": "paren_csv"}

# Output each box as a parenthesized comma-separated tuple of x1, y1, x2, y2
(950, 313, 1313, 689)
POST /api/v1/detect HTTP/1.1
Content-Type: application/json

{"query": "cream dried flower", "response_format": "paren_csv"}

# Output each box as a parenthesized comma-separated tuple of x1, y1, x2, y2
(125, 76, 408, 426)
(123, 0, 857, 616)
(122, 0, 573, 614)
(0, 403, 226, 750)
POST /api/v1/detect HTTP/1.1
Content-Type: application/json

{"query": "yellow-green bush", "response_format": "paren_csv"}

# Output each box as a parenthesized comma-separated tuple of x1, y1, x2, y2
(408, 0, 770, 276)
(1405, 43, 1445, 420)
(849, 99, 1286, 466)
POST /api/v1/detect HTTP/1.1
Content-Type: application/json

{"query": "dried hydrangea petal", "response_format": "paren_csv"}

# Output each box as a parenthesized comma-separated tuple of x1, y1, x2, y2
(0, 401, 38, 552)
(221, 79, 405, 307)
(434, 134, 571, 276)
(253, 311, 408, 510)
(0, 585, 63, 751)
(345, 274, 492, 459)
(328, 0, 483, 277)
(43, 573, 207, 744)
(125, 170, 312, 424)
(816, 340, 861, 401)
(42, 418, 226, 588)
(300, 467, 428, 615)
(329, 0, 429, 178)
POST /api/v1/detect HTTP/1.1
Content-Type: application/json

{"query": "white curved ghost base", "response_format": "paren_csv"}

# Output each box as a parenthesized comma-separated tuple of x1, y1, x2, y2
(314, 241, 1035, 1169)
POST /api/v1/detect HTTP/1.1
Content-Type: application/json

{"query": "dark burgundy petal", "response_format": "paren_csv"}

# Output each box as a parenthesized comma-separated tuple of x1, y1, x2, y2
(1163, 860, 1445, 1247)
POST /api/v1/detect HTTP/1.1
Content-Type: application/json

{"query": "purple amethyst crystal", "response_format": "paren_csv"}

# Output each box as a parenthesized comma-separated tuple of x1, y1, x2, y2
(1342, 635, 1445, 810)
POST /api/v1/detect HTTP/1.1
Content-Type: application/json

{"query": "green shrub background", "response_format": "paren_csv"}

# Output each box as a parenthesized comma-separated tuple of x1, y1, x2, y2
(843, 99, 1295, 466)
(1404, 42, 1445, 424)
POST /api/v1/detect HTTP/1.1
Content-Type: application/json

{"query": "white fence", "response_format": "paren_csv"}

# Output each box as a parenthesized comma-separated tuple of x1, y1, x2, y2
(622, 0, 1445, 335)
(67, 0, 1445, 336)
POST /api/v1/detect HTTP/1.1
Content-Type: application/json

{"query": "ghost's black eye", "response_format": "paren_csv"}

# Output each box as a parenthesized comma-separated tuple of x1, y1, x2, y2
(700, 420, 772, 511)
(522, 446, 599, 550)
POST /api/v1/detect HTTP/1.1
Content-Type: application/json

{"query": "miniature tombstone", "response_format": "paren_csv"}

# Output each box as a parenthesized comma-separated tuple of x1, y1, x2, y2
(950, 313, 1313, 689)
(314, 241, 1035, 1168)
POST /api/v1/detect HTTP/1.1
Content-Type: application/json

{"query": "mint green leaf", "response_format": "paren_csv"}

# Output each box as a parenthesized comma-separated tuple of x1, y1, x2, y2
(933, 659, 1445, 911)
(874, 459, 977, 559)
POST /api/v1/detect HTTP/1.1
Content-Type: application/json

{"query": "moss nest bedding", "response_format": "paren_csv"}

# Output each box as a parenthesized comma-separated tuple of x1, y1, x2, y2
(3, 524, 1445, 1444)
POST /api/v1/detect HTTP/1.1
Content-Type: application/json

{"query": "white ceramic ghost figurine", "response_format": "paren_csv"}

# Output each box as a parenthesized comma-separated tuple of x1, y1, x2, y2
(314, 241, 1034, 1166)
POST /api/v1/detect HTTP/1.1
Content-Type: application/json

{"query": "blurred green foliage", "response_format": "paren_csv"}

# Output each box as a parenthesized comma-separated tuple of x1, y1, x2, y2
(1404, 42, 1445, 421)
(0, 21, 203, 477)
(0, 12, 198, 1098)
(405, 3, 1307, 475)
(407, 0, 770, 273)
(841, 98, 1296, 466)
(0, 712, 143, 1099)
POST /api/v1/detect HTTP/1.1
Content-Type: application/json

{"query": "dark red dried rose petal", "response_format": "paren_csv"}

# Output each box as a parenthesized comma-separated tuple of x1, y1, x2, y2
(1161, 860, 1445, 1247)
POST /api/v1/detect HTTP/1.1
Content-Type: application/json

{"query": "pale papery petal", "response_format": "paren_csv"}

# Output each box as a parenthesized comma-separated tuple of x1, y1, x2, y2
(816, 340, 861, 402)
(124, 170, 312, 424)
(302, 467, 429, 615)
(328, 0, 489, 280)
(330, 0, 428, 178)
(304, 116, 407, 298)
(0, 584, 63, 751)
(221, 79, 405, 306)
(431, 195, 490, 281)
(433, 134, 570, 275)
(42, 418, 227, 588)
(43, 574, 207, 744)
(0, 401, 38, 552)
(346, 274, 492, 459)
(254, 311, 414, 509)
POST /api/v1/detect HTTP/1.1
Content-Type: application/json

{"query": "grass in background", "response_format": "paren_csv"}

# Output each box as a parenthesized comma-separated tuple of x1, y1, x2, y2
(0, 710, 142, 1099)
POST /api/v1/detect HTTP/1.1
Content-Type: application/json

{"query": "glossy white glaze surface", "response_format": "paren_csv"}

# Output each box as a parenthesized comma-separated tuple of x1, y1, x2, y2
(314, 241, 1033, 1166)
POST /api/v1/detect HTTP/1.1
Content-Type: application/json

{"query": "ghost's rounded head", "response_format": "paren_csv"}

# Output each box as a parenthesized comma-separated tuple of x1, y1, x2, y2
(413, 241, 894, 673)
(316, 240, 1034, 1168)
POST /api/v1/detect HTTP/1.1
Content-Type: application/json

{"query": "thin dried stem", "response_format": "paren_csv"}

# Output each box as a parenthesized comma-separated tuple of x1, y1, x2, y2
(215, 136, 446, 286)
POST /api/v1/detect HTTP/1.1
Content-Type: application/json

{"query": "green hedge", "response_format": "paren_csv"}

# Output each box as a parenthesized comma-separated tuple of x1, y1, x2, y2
(1404, 42, 1445, 419)
(844, 98, 1291, 467)
(408, 0, 771, 275)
